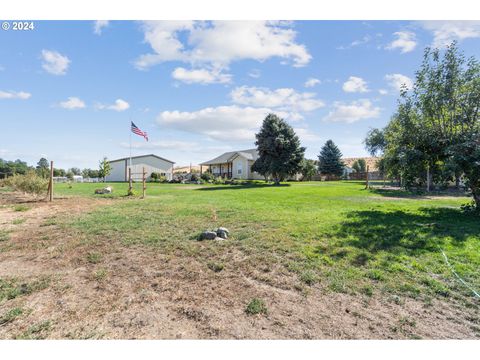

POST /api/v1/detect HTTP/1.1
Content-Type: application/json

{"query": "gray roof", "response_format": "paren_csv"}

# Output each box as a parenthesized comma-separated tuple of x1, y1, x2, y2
(109, 154, 175, 164)
(200, 149, 258, 165)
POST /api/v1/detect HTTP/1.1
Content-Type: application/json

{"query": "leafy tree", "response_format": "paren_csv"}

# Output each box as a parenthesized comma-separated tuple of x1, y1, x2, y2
(352, 159, 366, 173)
(66, 171, 74, 181)
(364, 128, 386, 156)
(300, 159, 317, 181)
(98, 157, 111, 182)
(69, 167, 81, 176)
(253, 113, 305, 185)
(0, 158, 31, 176)
(318, 140, 345, 178)
(365, 42, 480, 208)
(53, 168, 66, 177)
(36, 157, 50, 178)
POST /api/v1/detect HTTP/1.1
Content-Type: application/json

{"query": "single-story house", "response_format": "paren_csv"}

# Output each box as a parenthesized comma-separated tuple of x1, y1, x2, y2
(200, 149, 264, 180)
(106, 154, 175, 182)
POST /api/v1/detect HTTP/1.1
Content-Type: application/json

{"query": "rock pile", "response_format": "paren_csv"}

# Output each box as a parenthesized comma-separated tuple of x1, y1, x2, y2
(199, 227, 230, 241)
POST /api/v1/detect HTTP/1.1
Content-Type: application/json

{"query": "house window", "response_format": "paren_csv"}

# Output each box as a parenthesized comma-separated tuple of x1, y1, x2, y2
(237, 162, 242, 175)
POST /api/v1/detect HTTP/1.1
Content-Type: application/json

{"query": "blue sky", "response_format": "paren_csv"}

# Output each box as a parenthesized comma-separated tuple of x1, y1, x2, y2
(2, 20, 480, 169)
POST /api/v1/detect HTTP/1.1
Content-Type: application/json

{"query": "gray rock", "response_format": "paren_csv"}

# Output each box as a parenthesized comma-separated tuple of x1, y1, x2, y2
(199, 231, 217, 241)
(216, 230, 228, 239)
(94, 186, 113, 194)
(216, 227, 230, 236)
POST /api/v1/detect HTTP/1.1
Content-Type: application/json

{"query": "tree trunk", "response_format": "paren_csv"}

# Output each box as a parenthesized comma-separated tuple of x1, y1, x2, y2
(472, 187, 480, 210)
(455, 175, 460, 190)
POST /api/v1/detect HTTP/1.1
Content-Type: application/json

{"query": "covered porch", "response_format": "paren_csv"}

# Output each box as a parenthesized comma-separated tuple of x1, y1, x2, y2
(200, 162, 233, 179)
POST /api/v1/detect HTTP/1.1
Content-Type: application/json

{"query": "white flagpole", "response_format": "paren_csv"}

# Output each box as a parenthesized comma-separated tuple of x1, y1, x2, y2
(129, 118, 132, 171)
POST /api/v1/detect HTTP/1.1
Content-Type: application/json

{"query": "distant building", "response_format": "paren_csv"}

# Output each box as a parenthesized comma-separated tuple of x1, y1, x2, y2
(106, 154, 175, 182)
(200, 149, 264, 180)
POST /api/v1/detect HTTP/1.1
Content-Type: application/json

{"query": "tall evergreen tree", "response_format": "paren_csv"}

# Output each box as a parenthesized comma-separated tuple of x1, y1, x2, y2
(318, 140, 345, 178)
(253, 113, 305, 185)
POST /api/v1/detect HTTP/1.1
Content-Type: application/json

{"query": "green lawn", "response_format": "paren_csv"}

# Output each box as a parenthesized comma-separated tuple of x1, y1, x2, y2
(55, 181, 480, 305)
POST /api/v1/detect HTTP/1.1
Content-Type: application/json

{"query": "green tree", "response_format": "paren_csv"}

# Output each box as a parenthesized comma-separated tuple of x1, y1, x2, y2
(36, 158, 50, 178)
(364, 128, 386, 156)
(253, 113, 305, 185)
(366, 42, 480, 208)
(300, 159, 317, 181)
(351, 159, 366, 173)
(53, 168, 66, 177)
(0, 158, 31, 176)
(69, 167, 81, 176)
(318, 140, 345, 178)
(98, 157, 111, 182)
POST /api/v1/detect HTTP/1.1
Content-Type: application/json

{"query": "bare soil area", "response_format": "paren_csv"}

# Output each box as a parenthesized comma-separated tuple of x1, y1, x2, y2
(0, 191, 478, 339)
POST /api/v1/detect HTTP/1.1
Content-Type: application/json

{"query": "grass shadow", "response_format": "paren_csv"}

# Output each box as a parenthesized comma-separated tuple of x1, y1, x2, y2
(196, 183, 291, 191)
(369, 187, 468, 199)
(336, 207, 479, 253)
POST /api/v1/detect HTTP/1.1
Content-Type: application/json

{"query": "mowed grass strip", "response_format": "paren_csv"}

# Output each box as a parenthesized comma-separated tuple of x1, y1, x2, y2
(63, 181, 480, 305)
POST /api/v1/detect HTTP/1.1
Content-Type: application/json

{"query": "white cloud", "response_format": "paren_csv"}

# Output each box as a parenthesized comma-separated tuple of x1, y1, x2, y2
(135, 21, 311, 70)
(386, 31, 417, 53)
(324, 99, 380, 124)
(421, 21, 480, 48)
(157, 105, 295, 142)
(385, 73, 413, 92)
(94, 20, 109, 35)
(304, 78, 321, 88)
(58, 97, 86, 109)
(96, 99, 130, 112)
(230, 86, 325, 112)
(337, 35, 371, 50)
(0, 90, 31, 100)
(293, 127, 321, 143)
(41, 49, 70, 75)
(342, 76, 369, 93)
(378, 89, 388, 95)
(248, 69, 261, 78)
(171, 67, 232, 84)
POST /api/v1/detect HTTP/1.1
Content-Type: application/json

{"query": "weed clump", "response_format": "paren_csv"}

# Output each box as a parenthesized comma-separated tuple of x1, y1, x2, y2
(245, 298, 267, 315)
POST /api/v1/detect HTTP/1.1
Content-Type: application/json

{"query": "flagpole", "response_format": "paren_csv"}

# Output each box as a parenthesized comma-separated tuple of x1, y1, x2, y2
(129, 118, 132, 171)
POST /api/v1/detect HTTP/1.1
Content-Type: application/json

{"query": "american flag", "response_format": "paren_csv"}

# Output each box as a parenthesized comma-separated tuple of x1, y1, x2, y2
(131, 121, 148, 141)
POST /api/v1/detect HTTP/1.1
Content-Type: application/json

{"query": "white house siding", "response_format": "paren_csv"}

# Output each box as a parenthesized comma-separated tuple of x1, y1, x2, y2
(106, 156, 174, 182)
(232, 156, 248, 180)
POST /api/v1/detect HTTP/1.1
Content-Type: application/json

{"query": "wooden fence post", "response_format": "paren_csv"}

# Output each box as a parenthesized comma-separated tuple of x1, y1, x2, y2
(142, 167, 146, 199)
(49, 161, 54, 202)
(365, 165, 369, 189)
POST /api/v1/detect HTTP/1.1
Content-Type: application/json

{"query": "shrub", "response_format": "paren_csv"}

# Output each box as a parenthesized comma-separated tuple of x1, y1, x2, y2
(213, 176, 225, 185)
(2, 171, 48, 196)
(201, 172, 215, 182)
(245, 298, 267, 315)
